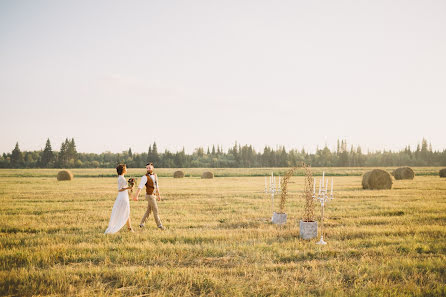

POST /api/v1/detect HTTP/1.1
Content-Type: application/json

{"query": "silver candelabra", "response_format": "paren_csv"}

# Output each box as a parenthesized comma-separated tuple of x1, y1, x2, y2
(265, 172, 281, 214)
(312, 172, 334, 245)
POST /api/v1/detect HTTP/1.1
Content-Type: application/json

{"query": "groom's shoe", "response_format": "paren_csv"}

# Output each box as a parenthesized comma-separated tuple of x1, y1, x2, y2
(139, 224, 144, 229)
(158, 225, 165, 230)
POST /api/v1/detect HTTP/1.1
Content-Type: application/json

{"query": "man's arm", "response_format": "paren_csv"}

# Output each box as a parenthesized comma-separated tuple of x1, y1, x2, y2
(133, 176, 147, 201)
(133, 188, 141, 201)
(155, 174, 161, 201)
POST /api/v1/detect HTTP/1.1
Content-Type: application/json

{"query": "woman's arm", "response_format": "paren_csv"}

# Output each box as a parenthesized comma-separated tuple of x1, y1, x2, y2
(118, 186, 132, 192)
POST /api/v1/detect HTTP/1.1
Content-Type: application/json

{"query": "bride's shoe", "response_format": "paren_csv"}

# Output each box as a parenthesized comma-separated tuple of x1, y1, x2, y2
(128, 227, 134, 232)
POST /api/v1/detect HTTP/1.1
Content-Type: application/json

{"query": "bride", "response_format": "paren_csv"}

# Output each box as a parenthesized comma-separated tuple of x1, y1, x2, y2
(104, 164, 134, 234)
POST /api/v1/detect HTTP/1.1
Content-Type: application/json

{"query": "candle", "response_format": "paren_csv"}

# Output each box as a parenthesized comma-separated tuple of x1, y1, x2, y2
(326, 179, 329, 192)
(322, 171, 325, 185)
(313, 177, 316, 194)
(331, 177, 333, 195)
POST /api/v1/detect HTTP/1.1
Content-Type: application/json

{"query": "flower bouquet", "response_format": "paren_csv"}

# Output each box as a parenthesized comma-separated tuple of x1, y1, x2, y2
(128, 177, 136, 194)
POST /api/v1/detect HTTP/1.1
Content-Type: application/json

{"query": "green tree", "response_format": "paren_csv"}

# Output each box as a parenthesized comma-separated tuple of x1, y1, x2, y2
(67, 138, 78, 163)
(11, 142, 24, 168)
(152, 142, 159, 163)
(41, 138, 54, 167)
(58, 139, 69, 167)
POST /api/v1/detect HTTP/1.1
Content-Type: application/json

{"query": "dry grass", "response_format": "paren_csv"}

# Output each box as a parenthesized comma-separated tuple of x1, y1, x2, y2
(1, 167, 443, 178)
(0, 168, 445, 296)
(302, 165, 315, 222)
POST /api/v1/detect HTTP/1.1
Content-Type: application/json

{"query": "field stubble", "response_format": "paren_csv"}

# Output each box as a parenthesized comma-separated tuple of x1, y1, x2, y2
(0, 169, 445, 296)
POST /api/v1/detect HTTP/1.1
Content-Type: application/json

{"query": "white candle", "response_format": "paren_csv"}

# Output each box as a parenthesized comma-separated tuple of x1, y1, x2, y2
(326, 179, 329, 192)
(322, 171, 325, 185)
(331, 177, 333, 195)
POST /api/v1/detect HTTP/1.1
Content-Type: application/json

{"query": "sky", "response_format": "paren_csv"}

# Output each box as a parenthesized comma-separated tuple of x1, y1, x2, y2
(0, 0, 445, 154)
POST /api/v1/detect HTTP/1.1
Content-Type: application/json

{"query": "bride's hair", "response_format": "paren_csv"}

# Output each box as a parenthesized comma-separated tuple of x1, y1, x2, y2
(116, 164, 126, 175)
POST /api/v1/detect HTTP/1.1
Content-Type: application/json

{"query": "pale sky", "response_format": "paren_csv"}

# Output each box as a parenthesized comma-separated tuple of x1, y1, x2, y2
(1, 0, 445, 154)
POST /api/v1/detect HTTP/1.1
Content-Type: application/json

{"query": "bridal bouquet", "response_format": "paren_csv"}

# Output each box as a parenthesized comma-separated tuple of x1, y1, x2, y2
(128, 177, 136, 193)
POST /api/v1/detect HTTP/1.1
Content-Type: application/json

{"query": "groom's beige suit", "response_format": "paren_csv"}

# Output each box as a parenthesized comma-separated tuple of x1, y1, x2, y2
(138, 173, 162, 227)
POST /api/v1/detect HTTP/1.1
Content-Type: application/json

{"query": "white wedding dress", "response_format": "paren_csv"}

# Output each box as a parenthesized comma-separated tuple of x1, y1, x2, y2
(104, 175, 130, 234)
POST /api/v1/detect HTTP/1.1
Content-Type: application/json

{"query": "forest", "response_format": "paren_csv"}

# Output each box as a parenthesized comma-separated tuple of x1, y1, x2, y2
(1, 138, 445, 168)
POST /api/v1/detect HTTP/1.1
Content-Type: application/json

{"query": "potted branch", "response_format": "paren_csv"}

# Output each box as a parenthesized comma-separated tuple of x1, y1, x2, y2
(299, 165, 317, 239)
(271, 167, 296, 225)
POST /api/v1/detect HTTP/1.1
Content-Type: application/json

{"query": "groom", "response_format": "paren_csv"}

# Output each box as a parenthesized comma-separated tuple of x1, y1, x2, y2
(133, 162, 165, 230)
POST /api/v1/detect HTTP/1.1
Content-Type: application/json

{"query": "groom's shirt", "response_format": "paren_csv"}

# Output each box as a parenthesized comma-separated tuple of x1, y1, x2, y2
(138, 173, 159, 191)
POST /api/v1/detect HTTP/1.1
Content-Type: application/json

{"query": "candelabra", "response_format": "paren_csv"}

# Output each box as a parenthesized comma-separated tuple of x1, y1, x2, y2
(265, 172, 281, 215)
(312, 172, 334, 245)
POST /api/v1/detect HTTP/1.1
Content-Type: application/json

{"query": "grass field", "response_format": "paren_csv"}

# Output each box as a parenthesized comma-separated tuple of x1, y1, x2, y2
(1, 168, 445, 296)
(0, 166, 442, 178)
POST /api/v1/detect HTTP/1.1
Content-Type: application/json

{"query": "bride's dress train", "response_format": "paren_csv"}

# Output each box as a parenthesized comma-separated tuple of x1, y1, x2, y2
(105, 175, 130, 234)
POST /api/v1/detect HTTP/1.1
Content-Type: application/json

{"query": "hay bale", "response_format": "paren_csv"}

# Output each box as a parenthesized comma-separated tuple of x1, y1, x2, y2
(201, 171, 214, 179)
(173, 170, 185, 178)
(362, 169, 392, 190)
(57, 170, 73, 181)
(440, 168, 446, 178)
(393, 167, 415, 180)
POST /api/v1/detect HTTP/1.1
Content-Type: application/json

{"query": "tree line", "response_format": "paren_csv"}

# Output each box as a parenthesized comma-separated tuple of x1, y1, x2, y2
(1, 138, 445, 169)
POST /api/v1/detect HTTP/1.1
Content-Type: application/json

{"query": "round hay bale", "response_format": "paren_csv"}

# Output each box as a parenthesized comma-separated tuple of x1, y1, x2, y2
(362, 169, 392, 190)
(57, 170, 73, 181)
(393, 167, 415, 180)
(440, 168, 446, 178)
(173, 170, 185, 178)
(201, 171, 214, 179)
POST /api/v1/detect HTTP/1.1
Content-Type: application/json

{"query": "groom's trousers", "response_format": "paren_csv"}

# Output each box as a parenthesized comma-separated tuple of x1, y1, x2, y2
(140, 195, 162, 227)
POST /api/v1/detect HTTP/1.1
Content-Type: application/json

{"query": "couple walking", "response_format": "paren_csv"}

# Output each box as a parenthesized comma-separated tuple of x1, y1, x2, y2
(104, 162, 164, 234)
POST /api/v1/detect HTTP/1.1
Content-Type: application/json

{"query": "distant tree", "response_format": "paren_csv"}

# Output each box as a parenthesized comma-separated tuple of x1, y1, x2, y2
(58, 139, 67, 167)
(41, 138, 54, 167)
(195, 147, 204, 157)
(67, 138, 78, 162)
(151, 142, 160, 164)
(11, 142, 24, 167)
(58, 138, 76, 167)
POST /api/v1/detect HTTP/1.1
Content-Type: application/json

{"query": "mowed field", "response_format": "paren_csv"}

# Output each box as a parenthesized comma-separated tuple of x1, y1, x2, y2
(0, 168, 445, 296)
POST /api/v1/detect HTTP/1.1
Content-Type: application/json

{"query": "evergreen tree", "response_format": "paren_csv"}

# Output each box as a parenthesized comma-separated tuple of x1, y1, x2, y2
(151, 142, 160, 164)
(58, 139, 68, 167)
(67, 138, 78, 161)
(11, 142, 24, 167)
(41, 138, 54, 167)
